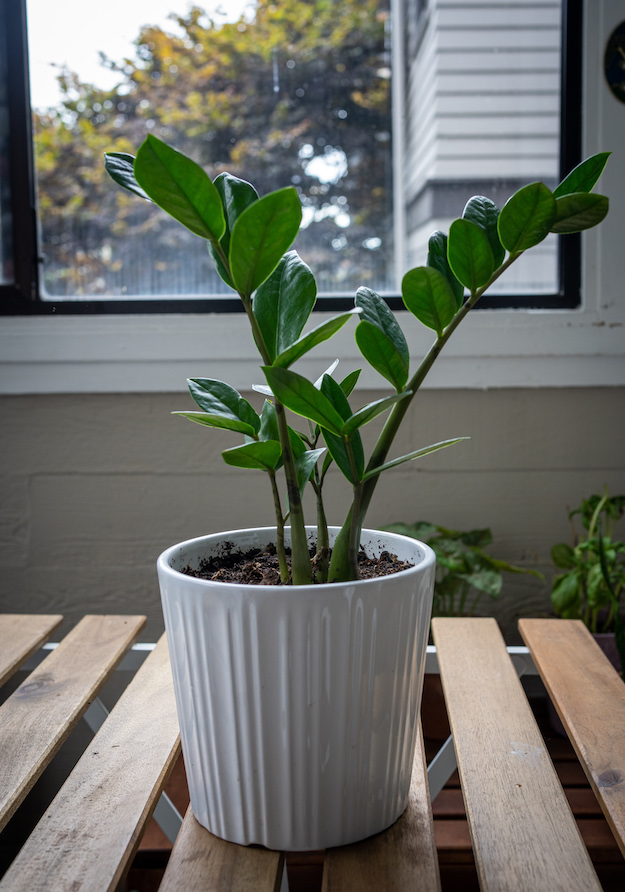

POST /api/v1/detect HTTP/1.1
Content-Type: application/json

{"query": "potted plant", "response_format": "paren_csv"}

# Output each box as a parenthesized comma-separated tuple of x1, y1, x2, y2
(385, 521, 543, 617)
(105, 139, 609, 849)
(551, 489, 625, 674)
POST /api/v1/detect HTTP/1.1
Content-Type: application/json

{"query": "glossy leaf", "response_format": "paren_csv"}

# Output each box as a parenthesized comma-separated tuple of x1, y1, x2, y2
(320, 374, 364, 483)
(207, 173, 259, 288)
(172, 410, 257, 436)
(295, 447, 326, 495)
(230, 187, 302, 296)
(551, 193, 609, 234)
(448, 218, 495, 292)
(340, 368, 361, 397)
(221, 440, 282, 471)
(361, 437, 469, 482)
(272, 309, 360, 368)
(553, 152, 611, 198)
(497, 182, 556, 254)
(313, 360, 340, 389)
(551, 571, 581, 616)
(253, 251, 317, 362)
(402, 266, 457, 337)
(427, 230, 464, 309)
(262, 366, 344, 435)
(134, 135, 225, 242)
(258, 399, 280, 442)
(462, 196, 505, 268)
(341, 391, 412, 437)
(187, 378, 260, 434)
(104, 152, 150, 201)
(354, 287, 409, 391)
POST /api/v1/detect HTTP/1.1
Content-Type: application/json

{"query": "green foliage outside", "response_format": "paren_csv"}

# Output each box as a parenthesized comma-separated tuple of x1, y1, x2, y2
(105, 131, 609, 584)
(34, 0, 393, 296)
(385, 522, 543, 616)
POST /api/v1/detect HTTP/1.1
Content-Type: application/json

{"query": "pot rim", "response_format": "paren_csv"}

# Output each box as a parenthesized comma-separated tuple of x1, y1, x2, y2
(157, 525, 436, 592)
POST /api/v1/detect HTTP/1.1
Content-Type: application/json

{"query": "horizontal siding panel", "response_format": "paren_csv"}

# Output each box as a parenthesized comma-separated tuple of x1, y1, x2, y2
(438, 71, 561, 93)
(437, 134, 559, 156)
(437, 6, 560, 28)
(438, 51, 560, 73)
(437, 93, 559, 114)
(426, 157, 559, 179)
(438, 30, 560, 51)
(437, 116, 558, 137)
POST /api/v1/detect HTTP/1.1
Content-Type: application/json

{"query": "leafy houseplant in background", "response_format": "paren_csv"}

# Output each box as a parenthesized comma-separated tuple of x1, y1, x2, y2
(385, 521, 543, 617)
(551, 490, 625, 674)
(105, 139, 609, 850)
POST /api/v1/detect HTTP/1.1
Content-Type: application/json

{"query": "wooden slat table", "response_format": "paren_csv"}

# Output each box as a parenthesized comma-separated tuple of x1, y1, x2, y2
(0, 614, 623, 891)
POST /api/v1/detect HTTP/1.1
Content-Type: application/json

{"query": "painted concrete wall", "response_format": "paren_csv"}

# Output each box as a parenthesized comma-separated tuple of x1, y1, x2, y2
(1, 387, 623, 642)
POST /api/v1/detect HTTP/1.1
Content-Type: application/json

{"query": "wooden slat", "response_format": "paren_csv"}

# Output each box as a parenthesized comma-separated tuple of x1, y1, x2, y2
(0, 633, 180, 892)
(321, 723, 441, 892)
(519, 618, 625, 859)
(159, 807, 284, 892)
(0, 614, 63, 689)
(0, 614, 145, 832)
(432, 617, 601, 892)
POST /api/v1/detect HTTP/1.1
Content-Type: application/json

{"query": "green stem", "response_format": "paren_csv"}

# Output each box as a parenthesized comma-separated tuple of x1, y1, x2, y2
(313, 478, 330, 583)
(346, 438, 364, 578)
(268, 470, 289, 583)
(217, 241, 312, 585)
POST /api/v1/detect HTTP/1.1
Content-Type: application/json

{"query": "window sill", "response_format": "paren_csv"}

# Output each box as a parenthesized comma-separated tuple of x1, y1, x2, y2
(1, 303, 623, 394)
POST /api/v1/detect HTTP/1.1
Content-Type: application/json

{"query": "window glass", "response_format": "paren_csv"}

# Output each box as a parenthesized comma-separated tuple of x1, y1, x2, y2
(27, 0, 394, 299)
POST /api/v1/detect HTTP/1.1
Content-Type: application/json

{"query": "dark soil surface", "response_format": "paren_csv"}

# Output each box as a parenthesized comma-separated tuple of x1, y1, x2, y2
(181, 543, 413, 585)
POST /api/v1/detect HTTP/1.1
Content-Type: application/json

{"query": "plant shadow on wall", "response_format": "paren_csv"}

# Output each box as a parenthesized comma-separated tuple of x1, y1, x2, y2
(105, 140, 611, 584)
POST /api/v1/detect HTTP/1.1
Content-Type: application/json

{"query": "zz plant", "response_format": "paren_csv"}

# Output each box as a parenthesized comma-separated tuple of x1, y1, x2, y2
(105, 138, 609, 585)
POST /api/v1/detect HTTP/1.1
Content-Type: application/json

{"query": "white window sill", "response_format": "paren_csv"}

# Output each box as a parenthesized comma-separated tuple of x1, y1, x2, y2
(1, 299, 623, 394)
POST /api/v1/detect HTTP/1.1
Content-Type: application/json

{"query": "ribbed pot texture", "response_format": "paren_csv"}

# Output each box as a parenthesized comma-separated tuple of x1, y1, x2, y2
(157, 526, 435, 850)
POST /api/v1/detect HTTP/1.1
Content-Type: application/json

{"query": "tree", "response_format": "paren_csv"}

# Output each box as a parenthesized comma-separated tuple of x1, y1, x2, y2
(33, 0, 393, 297)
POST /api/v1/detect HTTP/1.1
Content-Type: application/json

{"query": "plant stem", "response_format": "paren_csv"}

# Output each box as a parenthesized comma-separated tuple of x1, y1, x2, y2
(268, 470, 289, 582)
(314, 478, 329, 583)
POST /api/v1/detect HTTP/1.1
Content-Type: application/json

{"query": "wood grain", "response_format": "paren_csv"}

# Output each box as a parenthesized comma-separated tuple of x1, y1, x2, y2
(519, 618, 625, 859)
(0, 614, 63, 689)
(0, 614, 145, 832)
(0, 633, 180, 892)
(321, 722, 441, 892)
(159, 807, 284, 892)
(432, 617, 601, 892)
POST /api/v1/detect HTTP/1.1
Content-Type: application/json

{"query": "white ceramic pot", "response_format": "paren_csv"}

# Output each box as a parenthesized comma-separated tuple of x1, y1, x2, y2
(157, 526, 435, 851)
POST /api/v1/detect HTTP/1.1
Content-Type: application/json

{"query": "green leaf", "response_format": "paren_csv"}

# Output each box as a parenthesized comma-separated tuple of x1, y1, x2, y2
(361, 437, 469, 482)
(354, 287, 409, 391)
(340, 369, 361, 397)
(172, 410, 259, 436)
(272, 310, 359, 369)
(455, 527, 493, 548)
(253, 251, 317, 362)
(497, 182, 556, 254)
(134, 135, 225, 242)
(187, 378, 260, 434)
(221, 440, 282, 471)
(551, 542, 577, 569)
(462, 196, 505, 268)
(551, 571, 581, 617)
(341, 391, 412, 437)
(385, 521, 440, 541)
(104, 152, 150, 201)
(553, 152, 611, 198)
(551, 193, 609, 234)
(258, 399, 280, 442)
(447, 218, 495, 292)
(262, 367, 344, 435)
(457, 568, 502, 599)
(427, 231, 464, 309)
(230, 187, 302, 296)
(295, 447, 326, 496)
(319, 374, 364, 483)
(402, 266, 457, 337)
(207, 173, 259, 288)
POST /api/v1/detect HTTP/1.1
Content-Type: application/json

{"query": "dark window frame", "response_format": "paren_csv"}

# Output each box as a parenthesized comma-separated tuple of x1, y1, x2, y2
(1, 0, 582, 317)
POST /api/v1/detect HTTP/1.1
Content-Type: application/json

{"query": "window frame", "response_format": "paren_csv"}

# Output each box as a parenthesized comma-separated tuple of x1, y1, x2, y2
(1, 0, 582, 316)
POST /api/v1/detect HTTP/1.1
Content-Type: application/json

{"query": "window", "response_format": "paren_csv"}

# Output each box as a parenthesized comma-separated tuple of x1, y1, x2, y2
(1, 0, 581, 315)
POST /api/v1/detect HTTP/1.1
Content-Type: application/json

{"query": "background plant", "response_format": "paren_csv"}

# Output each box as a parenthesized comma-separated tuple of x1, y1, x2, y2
(386, 522, 542, 616)
(551, 490, 625, 633)
(105, 139, 609, 585)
